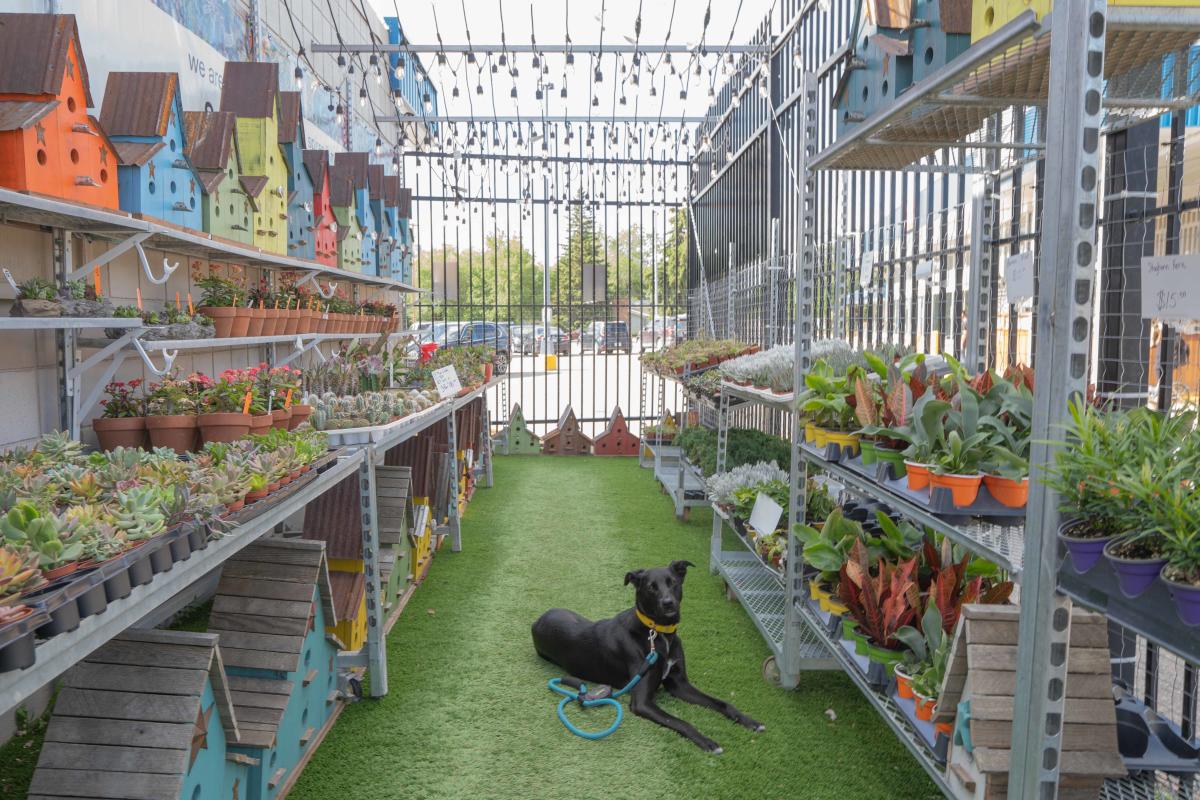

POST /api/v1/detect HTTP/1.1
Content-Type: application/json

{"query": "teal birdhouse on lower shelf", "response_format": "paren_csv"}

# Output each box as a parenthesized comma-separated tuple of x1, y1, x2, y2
(494, 403, 541, 455)
(908, 0, 972, 84)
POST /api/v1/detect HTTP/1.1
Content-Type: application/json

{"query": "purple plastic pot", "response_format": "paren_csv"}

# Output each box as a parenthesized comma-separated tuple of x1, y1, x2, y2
(1162, 572, 1200, 627)
(1058, 519, 1118, 574)
(1104, 538, 1168, 598)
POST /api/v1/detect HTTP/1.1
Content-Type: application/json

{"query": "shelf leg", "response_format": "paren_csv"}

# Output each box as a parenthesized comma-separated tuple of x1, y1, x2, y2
(447, 407, 462, 552)
(358, 454, 388, 698)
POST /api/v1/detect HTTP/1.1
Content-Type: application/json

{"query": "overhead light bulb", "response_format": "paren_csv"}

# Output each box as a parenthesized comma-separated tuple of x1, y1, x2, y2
(337, 54, 346, 68)
(511, 86, 518, 99)
(335, 104, 344, 125)
(374, 67, 382, 85)
(375, 137, 382, 156)
(594, 69, 603, 83)
(793, 49, 803, 71)
(359, 87, 367, 107)
(477, 83, 484, 95)
(566, 52, 575, 68)
(294, 65, 303, 89)
(423, 93, 433, 113)
(395, 57, 406, 80)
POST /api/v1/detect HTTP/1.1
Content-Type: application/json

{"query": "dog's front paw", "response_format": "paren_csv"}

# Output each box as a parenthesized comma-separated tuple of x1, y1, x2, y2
(739, 716, 765, 732)
(697, 737, 723, 754)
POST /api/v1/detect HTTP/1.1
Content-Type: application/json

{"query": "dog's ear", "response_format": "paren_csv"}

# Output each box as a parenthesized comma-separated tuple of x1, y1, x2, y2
(669, 560, 695, 578)
(624, 569, 645, 587)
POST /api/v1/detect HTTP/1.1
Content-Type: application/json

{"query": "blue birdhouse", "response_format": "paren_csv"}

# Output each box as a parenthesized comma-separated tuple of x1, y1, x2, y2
(99, 72, 203, 229)
(909, 0, 972, 85)
(334, 152, 378, 275)
(279, 91, 317, 262)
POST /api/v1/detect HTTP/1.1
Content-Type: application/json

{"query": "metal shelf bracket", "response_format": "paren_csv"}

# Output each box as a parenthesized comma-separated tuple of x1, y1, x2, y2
(69, 231, 153, 281)
(132, 337, 177, 376)
(134, 243, 179, 285)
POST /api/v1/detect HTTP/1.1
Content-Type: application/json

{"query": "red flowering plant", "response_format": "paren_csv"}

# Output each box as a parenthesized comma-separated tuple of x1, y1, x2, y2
(200, 369, 255, 414)
(100, 379, 144, 418)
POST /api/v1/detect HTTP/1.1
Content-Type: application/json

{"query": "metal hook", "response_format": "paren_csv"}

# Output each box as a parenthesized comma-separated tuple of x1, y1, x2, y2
(135, 243, 179, 285)
(314, 280, 337, 299)
(132, 339, 177, 377)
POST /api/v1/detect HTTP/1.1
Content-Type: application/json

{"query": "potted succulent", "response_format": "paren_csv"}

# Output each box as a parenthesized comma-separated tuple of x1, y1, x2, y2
(196, 274, 247, 338)
(0, 544, 45, 605)
(93, 379, 148, 451)
(144, 372, 198, 454)
(197, 372, 253, 444)
(0, 503, 83, 581)
(11, 277, 62, 317)
(59, 278, 112, 318)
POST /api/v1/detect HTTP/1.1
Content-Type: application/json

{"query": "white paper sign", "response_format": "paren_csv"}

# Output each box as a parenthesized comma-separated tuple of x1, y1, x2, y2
(748, 492, 784, 537)
(432, 365, 462, 399)
(1005, 251, 1035, 303)
(1141, 254, 1200, 321)
(914, 259, 933, 281)
(859, 250, 876, 288)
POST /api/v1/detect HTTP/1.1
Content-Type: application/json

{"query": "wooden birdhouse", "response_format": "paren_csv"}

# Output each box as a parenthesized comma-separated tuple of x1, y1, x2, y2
(29, 629, 248, 800)
(183, 110, 256, 246)
(278, 91, 317, 261)
(542, 405, 593, 455)
(99, 71, 203, 229)
(909, 0, 972, 84)
(375, 170, 406, 281)
(594, 406, 640, 456)
(302, 148, 338, 267)
(939, 605, 1125, 800)
(333, 152, 377, 274)
(0, 13, 119, 209)
(367, 163, 388, 277)
(376, 464, 413, 611)
(220, 62, 289, 255)
(301, 472, 374, 651)
(494, 403, 541, 455)
(212, 538, 341, 800)
(328, 163, 363, 271)
(328, 571, 368, 653)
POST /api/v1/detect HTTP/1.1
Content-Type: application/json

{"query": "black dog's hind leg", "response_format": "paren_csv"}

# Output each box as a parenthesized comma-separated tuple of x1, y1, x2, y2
(628, 678, 723, 753)
(662, 644, 765, 732)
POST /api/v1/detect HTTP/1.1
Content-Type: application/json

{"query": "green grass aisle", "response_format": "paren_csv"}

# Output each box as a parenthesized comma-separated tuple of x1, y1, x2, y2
(289, 457, 938, 800)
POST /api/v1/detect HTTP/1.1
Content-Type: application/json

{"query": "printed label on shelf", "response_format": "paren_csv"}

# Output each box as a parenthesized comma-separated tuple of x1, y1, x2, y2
(432, 365, 462, 399)
(1005, 250, 1035, 303)
(859, 250, 876, 288)
(748, 492, 784, 540)
(1141, 254, 1200, 321)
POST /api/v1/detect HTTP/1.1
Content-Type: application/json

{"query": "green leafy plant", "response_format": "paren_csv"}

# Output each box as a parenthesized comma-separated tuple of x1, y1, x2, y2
(195, 275, 245, 308)
(113, 305, 140, 319)
(17, 278, 57, 302)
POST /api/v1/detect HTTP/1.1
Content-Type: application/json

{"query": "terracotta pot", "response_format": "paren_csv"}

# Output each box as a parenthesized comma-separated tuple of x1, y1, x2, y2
(288, 469, 302, 481)
(287, 310, 303, 335)
(316, 314, 330, 333)
(197, 412, 252, 444)
(268, 480, 281, 493)
(982, 474, 1028, 508)
(288, 404, 313, 430)
(260, 309, 279, 337)
(929, 472, 983, 507)
(484, 363, 494, 383)
(247, 307, 267, 338)
(199, 306, 237, 338)
(225, 498, 245, 514)
(279, 474, 292, 487)
(904, 461, 932, 491)
(93, 416, 148, 450)
(42, 561, 80, 581)
(271, 408, 292, 430)
(308, 309, 321, 333)
(249, 413, 273, 436)
(245, 488, 268, 504)
(145, 414, 198, 454)
(230, 307, 252, 338)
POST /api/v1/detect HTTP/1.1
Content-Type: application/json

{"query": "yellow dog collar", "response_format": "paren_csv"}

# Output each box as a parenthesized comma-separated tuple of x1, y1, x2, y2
(636, 608, 679, 634)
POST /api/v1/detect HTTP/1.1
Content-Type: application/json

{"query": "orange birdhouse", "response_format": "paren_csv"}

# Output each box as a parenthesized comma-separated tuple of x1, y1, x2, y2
(593, 406, 640, 456)
(0, 13, 119, 209)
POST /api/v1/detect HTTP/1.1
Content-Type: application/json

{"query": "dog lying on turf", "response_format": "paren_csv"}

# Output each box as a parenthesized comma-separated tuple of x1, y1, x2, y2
(531, 559, 764, 752)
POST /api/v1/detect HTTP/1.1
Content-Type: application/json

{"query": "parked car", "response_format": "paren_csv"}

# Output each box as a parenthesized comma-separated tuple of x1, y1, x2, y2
(639, 318, 676, 351)
(581, 320, 633, 353)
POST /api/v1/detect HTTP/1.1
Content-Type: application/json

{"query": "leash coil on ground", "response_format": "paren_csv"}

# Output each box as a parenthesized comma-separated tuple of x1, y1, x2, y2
(548, 632, 660, 740)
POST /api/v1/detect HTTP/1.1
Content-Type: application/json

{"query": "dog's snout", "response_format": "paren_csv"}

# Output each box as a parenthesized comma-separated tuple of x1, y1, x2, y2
(660, 596, 678, 611)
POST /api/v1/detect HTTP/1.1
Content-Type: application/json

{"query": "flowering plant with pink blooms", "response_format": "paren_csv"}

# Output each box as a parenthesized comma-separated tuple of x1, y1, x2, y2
(100, 379, 144, 418)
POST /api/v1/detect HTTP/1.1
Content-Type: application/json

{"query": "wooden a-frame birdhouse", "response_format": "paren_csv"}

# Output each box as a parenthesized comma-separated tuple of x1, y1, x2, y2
(494, 403, 541, 455)
(593, 406, 640, 456)
(541, 405, 593, 455)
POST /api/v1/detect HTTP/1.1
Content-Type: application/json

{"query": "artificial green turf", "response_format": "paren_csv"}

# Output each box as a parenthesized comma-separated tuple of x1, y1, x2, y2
(289, 456, 938, 800)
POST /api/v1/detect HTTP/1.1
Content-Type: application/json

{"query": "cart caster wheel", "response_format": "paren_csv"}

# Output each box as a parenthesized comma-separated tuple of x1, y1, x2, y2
(762, 656, 782, 687)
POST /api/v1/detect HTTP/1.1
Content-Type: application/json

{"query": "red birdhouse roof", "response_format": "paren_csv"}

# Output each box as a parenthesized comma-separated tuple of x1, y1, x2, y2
(0, 13, 93, 104)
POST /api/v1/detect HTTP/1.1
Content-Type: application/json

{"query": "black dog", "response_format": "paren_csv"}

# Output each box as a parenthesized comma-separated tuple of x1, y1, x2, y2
(531, 560, 764, 752)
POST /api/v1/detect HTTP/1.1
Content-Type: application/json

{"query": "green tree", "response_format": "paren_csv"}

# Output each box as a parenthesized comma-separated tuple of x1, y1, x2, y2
(416, 236, 544, 323)
(656, 208, 689, 318)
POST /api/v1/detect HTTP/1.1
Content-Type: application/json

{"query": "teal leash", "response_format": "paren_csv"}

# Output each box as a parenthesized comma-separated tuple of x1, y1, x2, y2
(548, 629, 661, 740)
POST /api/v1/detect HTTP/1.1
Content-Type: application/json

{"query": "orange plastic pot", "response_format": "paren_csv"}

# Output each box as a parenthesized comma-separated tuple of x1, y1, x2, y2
(983, 474, 1028, 508)
(914, 693, 936, 722)
(894, 664, 915, 700)
(930, 472, 983, 507)
(904, 461, 931, 491)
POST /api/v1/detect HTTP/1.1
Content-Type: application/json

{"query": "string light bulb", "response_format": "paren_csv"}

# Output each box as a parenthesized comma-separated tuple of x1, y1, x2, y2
(294, 65, 303, 89)
(335, 104, 344, 125)
(394, 57, 405, 80)
(423, 93, 433, 113)
(358, 87, 367, 107)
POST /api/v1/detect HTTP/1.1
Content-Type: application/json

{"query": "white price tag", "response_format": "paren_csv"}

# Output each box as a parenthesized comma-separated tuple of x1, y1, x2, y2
(859, 250, 876, 288)
(432, 365, 462, 399)
(1141, 254, 1200, 321)
(914, 259, 933, 281)
(1005, 250, 1035, 303)
(748, 492, 784, 537)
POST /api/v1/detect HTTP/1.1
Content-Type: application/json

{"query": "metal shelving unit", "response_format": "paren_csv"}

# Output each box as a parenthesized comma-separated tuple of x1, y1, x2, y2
(0, 317, 141, 331)
(0, 449, 365, 718)
(787, 4, 1200, 797)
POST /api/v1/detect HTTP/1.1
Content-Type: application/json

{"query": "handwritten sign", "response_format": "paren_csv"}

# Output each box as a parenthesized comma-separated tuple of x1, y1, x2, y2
(1141, 254, 1200, 321)
(859, 250, 876, 288)
(748, 492, 784, 538)
(1005, 251, 1035, 304)
(432, 365, 462, 399)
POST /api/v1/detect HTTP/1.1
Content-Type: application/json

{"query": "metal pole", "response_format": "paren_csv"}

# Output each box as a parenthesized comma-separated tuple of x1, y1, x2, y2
(358, 455, 388, 697)
(446, 411, 462, 551)
(542, 176, 551, 360)
(1008, 2, 1107, 796)
(311, 43, 771, 55)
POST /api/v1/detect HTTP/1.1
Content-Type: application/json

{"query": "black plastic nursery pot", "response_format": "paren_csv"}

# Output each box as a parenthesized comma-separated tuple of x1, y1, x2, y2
(0, 606, 51, 672)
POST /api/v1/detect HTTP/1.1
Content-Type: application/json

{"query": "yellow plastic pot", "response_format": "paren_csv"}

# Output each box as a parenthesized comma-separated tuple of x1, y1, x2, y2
(823, 430, 860, 457)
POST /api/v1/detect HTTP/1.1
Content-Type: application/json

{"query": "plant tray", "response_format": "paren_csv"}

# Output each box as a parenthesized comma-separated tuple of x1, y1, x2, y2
(891, 688, 950, 765)
(1112, 685, 1200, 773)
(841, 454, 1027, 520)
(0, 606, 51, 673)
(22, 566, 110, 638)
(837, 637, 892, 690)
